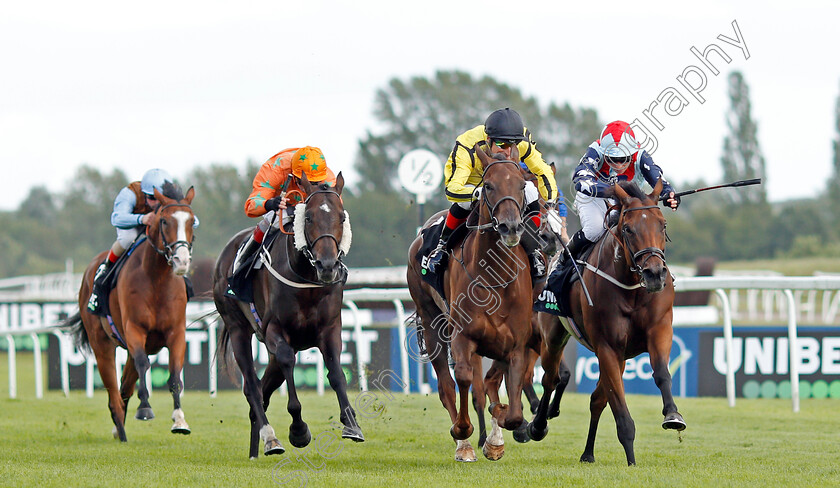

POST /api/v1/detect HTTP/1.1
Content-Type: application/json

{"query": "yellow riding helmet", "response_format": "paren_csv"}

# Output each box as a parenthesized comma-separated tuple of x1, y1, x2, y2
(290, 146, 329, 182)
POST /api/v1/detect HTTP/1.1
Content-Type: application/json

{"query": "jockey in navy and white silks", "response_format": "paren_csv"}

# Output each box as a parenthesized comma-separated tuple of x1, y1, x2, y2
(564, 120, 679, 261)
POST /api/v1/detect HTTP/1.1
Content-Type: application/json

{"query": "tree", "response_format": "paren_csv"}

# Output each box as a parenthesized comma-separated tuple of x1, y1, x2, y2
(348, 70, 601, 266)
(720, 71, 767, 204)
(829, 79, 840, 231)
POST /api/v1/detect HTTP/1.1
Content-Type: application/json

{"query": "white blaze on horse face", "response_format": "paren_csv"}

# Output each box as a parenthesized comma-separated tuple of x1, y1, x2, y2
(320, 203, 330, 213)
(171, 210, 192, 274)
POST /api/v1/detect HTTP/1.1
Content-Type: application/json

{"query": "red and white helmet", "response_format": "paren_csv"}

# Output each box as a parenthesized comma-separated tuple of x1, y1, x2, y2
(598, 121, 639, 172)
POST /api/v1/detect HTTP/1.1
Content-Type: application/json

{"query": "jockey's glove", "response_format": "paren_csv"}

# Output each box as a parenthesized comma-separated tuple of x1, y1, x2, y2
(264, 197, 283, 213)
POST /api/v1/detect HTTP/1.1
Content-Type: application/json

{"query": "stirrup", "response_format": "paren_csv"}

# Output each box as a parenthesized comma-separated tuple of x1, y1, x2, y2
(424, 243, 446, 274)
(530, 252, 547, 279)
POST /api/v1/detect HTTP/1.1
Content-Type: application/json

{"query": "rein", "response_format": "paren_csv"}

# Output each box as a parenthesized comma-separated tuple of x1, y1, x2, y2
(149, 202, 194, 265)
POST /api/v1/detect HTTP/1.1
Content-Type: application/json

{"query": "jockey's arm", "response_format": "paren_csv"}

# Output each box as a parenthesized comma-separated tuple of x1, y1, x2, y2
(638, 151, 679, 208)
(573, 157, 612, 198)
(244, 161, 289, 217)
(521, 145, 557, 202)
(110, 187, 146, 229)
(443, 149, 477, 202)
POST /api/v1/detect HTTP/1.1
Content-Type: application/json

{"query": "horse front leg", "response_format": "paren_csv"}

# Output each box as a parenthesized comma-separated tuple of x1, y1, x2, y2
(593, 350, 636, 466)
(229, 327, 283, 459)
(649, 330, 686, 431)
(119, 354, 139, 426)
(450, 339, 476, 443)
(500, 348, 527, 442)
(472, 356, 490, 448)
(527, 334, 569, 442)
(267, 332, 310, 449)
(123, 324, 154, 421)
(166, 329, 190, 434)
(320, 329, 364, 443)
(481, 360, 506, 461)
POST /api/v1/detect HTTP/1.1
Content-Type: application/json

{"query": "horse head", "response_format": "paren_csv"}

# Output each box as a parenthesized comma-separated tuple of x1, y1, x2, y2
(150, 183, 196, 276)
(612, 179, 668, 293)
(295, 172, 350, 283)
(475, 145, 526, 247)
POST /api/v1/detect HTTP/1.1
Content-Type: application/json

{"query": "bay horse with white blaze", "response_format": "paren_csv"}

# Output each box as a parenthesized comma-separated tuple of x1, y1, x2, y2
(65, 183, 196, 441)
(213, 173, 364, 459)
(527, 180, 685, 465)
(407, 146, 535, 462)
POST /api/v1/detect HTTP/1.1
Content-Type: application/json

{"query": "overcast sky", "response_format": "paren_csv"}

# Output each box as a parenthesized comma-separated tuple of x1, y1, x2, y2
(2, 0, 838, 210)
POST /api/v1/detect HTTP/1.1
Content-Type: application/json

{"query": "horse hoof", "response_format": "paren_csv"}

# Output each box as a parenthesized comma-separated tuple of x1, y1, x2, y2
(482, 441, 504, 461)
(580, 453, 595, 464)
(662, 413, 686, 431)
(547, 408, 560, 419)
(289, 426, 312, 448)
(342, 426, 365, 443)
(264, 439, 286, 456)
(527, 422, 548, 442)
(135, 408, 155, 421)
(112, 426, 127, 442)
(512, 425, 531, 444)
(454, 440, 476, 462)
(171, 424, 191, 435)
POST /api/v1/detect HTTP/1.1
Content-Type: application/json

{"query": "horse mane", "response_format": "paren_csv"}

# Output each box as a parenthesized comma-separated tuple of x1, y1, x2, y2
(614, 181, 649, 203)
(160, 181, 184, 201)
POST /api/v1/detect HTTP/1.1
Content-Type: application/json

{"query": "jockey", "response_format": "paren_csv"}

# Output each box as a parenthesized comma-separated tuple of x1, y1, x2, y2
(230, 146, 337, 277)
(87, 168, 196, 312)
(423, 108, 565, 281)
(566, 120, 680, 262)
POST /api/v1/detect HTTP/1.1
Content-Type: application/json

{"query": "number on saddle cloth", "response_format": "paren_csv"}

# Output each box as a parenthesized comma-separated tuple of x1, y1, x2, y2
(533, 242, 597, 317)
(414, 216, 471, 300)
(90, 236, 147, 317)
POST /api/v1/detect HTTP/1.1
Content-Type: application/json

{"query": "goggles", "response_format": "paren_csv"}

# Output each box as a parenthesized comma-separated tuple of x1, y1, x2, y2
(492, 139, 517, 149)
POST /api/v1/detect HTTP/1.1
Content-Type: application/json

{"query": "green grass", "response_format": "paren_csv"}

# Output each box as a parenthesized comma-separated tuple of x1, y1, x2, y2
(1, 353, 838, 487)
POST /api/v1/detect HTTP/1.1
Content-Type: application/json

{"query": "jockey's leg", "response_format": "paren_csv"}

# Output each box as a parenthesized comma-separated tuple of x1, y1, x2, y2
(562, 195, 606, 263)
(425, 201, 470, 273)
(521, 185, 547, 281)
(88, 229, 134, 312)
(231, 210, 284, 276)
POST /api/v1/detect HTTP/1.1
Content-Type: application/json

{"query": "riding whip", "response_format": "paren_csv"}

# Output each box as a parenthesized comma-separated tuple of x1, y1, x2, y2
(557, 237, 594, 307)
(660, 178, 762, 201)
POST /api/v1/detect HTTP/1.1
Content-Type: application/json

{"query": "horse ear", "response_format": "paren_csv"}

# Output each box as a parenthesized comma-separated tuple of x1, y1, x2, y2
(649, 178, 663, 202)
(550, 161, 556, 175)
(299, 172, 312, 193)
(475, 143, 491, 166)
(184, 186, 195, 205)
(510, 143, 520, 163)
(153, 188, 170, 204)
(334, 172, 344, 194)
(613, 183, 632, 206)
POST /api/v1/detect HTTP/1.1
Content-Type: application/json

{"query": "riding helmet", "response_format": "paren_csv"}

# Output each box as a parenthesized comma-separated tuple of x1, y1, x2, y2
(484, 108, 526, 142)
(141, 168, 173, 196)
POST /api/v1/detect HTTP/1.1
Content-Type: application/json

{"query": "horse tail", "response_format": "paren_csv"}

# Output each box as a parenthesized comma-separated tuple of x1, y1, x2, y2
(61, 312, 91, 356)
(214, 324, 241, 387)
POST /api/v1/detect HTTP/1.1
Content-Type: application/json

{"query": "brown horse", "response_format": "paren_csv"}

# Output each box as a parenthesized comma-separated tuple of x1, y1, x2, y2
(65, 183, 196, 442)
(213, 173, 363, 459)
(526, 180, 685, 465)
(407, 146, 535, 462)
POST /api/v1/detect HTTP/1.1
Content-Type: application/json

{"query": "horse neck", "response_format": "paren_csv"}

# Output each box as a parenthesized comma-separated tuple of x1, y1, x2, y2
(595, 229, 638, 285)
(466, 226, 524, 282)
(138, 239, 173, 280)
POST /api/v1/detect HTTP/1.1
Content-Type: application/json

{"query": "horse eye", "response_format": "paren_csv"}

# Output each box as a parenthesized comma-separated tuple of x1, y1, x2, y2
(485, 183, 494, 192)
(305, 215, 313, 223)
(623, 225, 632, 235)
(340, 215, 346, 223)
(161, 220, 168, 226)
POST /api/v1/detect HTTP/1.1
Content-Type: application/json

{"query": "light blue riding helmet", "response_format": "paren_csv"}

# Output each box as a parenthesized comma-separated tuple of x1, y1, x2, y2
(140, 169, 173, 196)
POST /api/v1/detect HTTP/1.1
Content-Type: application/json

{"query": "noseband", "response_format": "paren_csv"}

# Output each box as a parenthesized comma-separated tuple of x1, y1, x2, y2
(471, 160, 525, 233)
(618, 205, 666, 275)
(150, 202, 194, 265)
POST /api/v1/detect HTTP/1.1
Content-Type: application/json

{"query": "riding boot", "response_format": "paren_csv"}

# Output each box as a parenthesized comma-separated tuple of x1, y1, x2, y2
(561, 229, 594, 265)
(87, 259, 112, 312)
(424, 225, 454, 275)
(521, 215, 547, 282)
(231, 234, 261, 277)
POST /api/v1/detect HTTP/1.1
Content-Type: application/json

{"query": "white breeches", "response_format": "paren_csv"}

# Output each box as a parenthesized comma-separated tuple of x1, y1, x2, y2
(574, 194, 613, 242)
(116, 227, 142, 250)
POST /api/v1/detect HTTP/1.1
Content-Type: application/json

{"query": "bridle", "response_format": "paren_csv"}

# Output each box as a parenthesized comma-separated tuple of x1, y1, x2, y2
(149, 202, 194, 265)
(299, 188, 346, 269)
(469, 160, 525, 233)
(612, 204, 667, 275)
